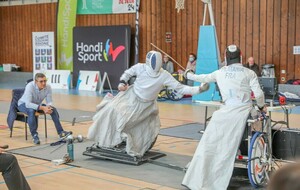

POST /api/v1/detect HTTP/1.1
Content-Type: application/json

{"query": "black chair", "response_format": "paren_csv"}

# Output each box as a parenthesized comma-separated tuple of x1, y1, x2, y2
(7, 88, 47, 140)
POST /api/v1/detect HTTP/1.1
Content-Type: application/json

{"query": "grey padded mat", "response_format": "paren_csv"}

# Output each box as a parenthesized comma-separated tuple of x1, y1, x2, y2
(159, 122, 204, 140)
(8, 141, 191, 189)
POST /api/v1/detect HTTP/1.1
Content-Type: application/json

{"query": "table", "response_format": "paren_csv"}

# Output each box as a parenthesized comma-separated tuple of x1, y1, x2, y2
(193, 101, 223, 131)
(267, 104, 296, 128)
(194, 101, 296, 131)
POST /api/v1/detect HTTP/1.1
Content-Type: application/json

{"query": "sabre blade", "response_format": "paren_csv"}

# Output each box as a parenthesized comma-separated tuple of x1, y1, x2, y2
(150, 43, 186, 70)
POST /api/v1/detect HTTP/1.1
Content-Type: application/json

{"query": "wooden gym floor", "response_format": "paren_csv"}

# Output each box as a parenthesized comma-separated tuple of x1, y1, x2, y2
(0, 89, 299, 190)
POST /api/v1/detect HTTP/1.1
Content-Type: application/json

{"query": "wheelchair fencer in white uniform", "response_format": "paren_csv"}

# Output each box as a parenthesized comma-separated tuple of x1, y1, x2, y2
(182, 45, 265, 190)
(87, 50, 209, 158)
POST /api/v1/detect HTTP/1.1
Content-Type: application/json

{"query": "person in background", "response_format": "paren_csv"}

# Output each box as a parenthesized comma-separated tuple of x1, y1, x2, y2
(186, 53, 197, 72)
(162, 55, 174, 74)
(244, 57, 260, 76)
(0, 145, 31, 190)
(18, 73, 70, 145)
(185, 53, 197, 86)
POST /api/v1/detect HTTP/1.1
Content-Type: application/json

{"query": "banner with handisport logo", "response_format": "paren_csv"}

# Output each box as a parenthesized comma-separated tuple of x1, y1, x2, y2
(57, 0, 77, 71)
(73, 25, 131, 89)
(77, 0, 138, 15)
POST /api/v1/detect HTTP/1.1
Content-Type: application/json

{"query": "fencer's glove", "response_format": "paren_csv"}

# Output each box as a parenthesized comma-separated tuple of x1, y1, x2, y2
(258, 104, 267, 113)
(118, 80, 128, 91)
(199, 83, 210, 93)
(118, 83, 128, 91)
(183, 69, 194, 79)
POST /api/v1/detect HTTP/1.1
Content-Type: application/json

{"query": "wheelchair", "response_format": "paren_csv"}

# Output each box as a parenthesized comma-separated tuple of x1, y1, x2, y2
(157, 72, 186, 101)
(236, 107, 275, 188)
(157, 87, 184, 101)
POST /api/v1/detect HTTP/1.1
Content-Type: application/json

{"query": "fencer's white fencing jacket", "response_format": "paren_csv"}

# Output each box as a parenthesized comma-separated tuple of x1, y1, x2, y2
(187, 63, 265, 107)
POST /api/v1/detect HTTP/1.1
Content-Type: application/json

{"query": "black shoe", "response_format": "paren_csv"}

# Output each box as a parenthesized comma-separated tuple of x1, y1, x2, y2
(32, 134, 40, 145)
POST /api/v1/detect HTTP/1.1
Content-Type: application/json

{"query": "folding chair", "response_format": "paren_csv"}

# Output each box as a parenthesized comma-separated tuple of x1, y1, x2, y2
(7, 88, 48, 140)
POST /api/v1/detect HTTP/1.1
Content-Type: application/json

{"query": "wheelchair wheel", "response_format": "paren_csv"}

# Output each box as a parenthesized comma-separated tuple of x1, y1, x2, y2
(248, 132, 269, 188)
(166, 89, 183, 101)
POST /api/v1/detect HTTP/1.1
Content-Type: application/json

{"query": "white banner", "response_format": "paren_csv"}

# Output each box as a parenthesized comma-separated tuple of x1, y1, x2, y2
(44, 70, 71, 90)
(32, 32, 55, 75)
(76, 70, 100, 91)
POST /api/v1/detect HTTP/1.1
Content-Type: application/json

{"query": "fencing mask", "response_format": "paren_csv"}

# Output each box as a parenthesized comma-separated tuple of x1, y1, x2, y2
(145, 50, 163, 77)
(225, 45, 242, 66)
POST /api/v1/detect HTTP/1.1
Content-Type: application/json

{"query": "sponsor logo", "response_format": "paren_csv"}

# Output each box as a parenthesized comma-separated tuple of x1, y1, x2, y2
(76, 39, 125, 64)
(35, 35, 50, 46)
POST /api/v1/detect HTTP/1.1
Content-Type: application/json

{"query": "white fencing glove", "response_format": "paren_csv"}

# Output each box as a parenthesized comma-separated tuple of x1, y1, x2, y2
(118, 83, 128, 91)
(199, 83, 209, 93)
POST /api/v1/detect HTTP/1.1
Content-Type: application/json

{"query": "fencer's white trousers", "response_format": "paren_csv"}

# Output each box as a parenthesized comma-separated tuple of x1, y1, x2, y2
(182, 104, 251, 190)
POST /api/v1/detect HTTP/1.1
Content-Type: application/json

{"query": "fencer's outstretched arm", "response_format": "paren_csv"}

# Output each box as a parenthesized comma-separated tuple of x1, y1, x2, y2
(186, 70, 218, 83)
(163, 72, 208, 95)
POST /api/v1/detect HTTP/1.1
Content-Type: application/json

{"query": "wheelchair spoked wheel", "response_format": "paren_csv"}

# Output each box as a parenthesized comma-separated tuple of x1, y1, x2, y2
(166, 89, 183, 101)
(248, 132, 270, 188)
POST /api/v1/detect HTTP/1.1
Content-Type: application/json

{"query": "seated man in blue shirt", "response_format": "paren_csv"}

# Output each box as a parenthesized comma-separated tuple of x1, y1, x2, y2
(18, 73, 70, 145)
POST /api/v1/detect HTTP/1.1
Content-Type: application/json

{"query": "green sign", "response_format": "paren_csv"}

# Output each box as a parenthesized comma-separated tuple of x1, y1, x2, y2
(77, 0, 137, 15)
(57, 0, 77, 71)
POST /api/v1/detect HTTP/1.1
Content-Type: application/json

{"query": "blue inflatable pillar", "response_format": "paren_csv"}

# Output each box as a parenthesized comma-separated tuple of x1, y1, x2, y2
(192, 25, 221, 102)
